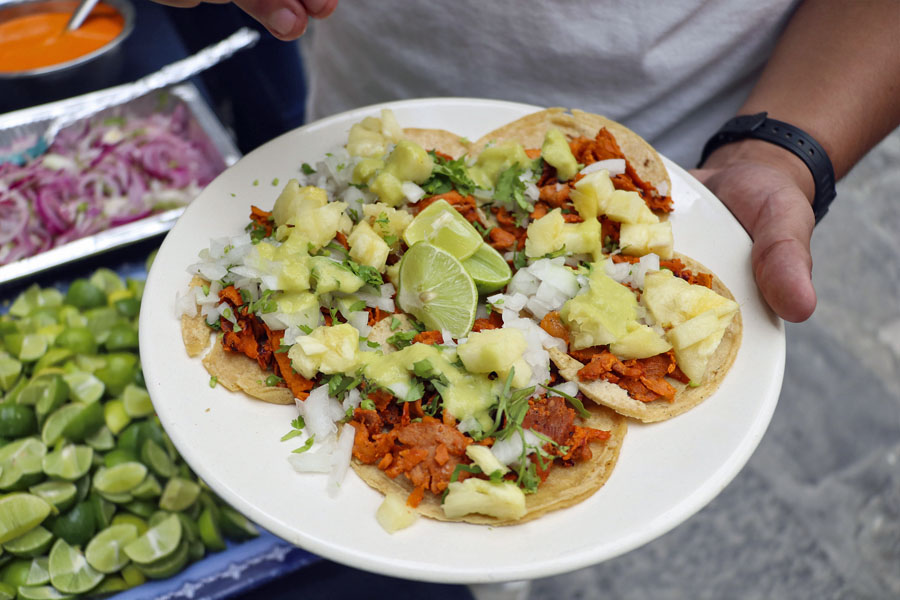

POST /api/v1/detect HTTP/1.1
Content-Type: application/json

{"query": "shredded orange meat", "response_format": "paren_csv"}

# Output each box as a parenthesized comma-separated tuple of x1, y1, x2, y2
(412, 330, 444, 345)
(249, 206, 275, 236)
(539, 311, 569, 344)
(415, 190, 484, 227)
(611, 255, 714, 288)
(576, 349, 682, 403)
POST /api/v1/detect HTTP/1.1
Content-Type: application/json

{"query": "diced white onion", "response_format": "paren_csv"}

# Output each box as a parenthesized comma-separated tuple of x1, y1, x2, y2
(296, 384, 343, 443)
(401, 181, 426, 204)
(326, 424, 357, 497)
(580, 159, 625, 176)
(175, 290, 197, 317)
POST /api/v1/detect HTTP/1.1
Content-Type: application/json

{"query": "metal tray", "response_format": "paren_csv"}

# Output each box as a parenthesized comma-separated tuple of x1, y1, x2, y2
(0, 83, 241, 288)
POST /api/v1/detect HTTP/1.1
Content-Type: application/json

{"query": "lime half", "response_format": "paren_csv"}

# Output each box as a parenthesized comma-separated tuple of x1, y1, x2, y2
(403, 200, 483, 260)
(397, 242, 478, 338)
(461, 243, 512, 294)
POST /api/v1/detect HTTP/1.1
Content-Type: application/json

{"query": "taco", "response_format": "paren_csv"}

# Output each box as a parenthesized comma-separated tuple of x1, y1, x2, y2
(179, 106, 738, 527)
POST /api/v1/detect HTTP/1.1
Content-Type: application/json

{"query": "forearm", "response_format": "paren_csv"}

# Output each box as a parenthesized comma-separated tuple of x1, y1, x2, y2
(728, 0, 900, 179)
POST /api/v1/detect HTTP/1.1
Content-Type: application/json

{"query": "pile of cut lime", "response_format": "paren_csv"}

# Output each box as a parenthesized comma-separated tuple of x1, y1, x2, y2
(0, 267, 258, 599)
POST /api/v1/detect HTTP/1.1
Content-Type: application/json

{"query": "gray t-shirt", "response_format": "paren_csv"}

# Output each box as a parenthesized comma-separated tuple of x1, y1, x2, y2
(302, 0, 798, 167)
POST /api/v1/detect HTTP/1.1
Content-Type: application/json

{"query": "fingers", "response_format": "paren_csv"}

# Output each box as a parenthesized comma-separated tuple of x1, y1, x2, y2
(301, 0, 338, 18)
(693, 165, 817, 322)
(230, 0, 337, 40)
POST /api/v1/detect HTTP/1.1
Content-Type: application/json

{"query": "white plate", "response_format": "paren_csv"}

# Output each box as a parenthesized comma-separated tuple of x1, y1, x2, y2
(140, 98, 785, 584)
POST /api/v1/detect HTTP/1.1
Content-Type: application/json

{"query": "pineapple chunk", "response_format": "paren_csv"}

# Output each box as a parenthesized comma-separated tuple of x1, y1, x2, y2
(363, 203, 413, 242)
(667, 309, 720, 349)
(352, 158, 384, 185)
(673, 327, 730, 383)
(442, 479, 526, 520)
(347, 122, 389, 158)
(384, 140, 434, 184)
(570, 169, 615, 220)
(380, 109, 403, 141)
(560, 267, 638, 349)
(370, 171, 405, 207)
(497, 357, 533, 389)
(310, 256, 364, 294)
(293, 202, 349, 251)
(642, 270, 739, 328)
(348, 221, 391, 272)
(541, 128, 579, 181)
(609, 323, 672, 359)
(457, 329, 526, 374)
(525, 208, 566, 257)
(271, 181, 327, 227)
(466, 445, 509, 477)
(619, 222, 674, 259)
(288, 323, 359, 379)
(604, 190, 659, 224)
(376, 493, 419, 534)
(468, 142, 532, 189)
(275, 291, 321, 330)
(560, 218, 601, 255)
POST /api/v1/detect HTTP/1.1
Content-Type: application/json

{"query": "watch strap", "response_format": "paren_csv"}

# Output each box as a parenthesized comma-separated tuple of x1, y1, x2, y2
(699, 112, 836, 223)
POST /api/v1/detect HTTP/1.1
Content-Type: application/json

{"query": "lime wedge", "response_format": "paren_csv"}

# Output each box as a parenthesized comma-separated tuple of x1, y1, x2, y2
(120, 564, 145, 587)
(397, 242, 478, 338)
(131, 474, 161, 500)
(42, 445, 93, 481)
(103, 448, 138, 468)
(110, 514, 148, 537)
(0, 357, 22, 392)
(86, 494, 114, 530)
(140, 440, 176, 479)
(1, 559, 32, 588)
(0, 438, 47, 491)
(40, 404, 83, 447)
(64, 280, 106, 311)
(60, 402, 104, 442)
(0, 494, 52, 544)
(17, 335, 48, 363)
(197, 508, 225, 552)
(123, 514, 181, 565)
(2, 526, 53, 558)
(461, 243, 513, 294)
(122, 385, 153, 418)
(403, 199, 483, 260)
(158, 478, 200, 512)
(24, 557, 49, 586)
(103, 401, 130, 436)
(16, 585, 73, 600)
(33, 349, 72, 375)
(85, 524, 139, 573)
(219, 506, 259, 541)
(0, 583, 12, 600)
(54, 328, 96, 355)
(87, 575, 128, 595)
(61, 372, 104, 405)
(0, 404, 37, 438)
(93, 463, 147, 495)
(28, 482, 77, 513)
(48, 538, 103, 595)
(21, 374, 68, 417)
(84, 426, 115, 452)
(136, 540, 189, 579)
(88, 269, 124, 297)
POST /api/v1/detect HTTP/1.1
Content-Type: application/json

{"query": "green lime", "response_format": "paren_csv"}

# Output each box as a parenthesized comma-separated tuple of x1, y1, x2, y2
(197, 507, 225, 552)
(103, 448, 138, 468)
(3, 376, 28, 406)
(397, 242, 478, 338)
(120, 564, 145, 587)
(61, 372, 104, 405)
(462, 243, 513, 294)
(0, 582, 12, 600)
(123, 514, 181, 564)
(88, 269, 124, 297)
(0, 439, 47, 491)
(21, 375, 68, 415)
(83, 308, 119, 346)
(403, 199, 483, 260)
(48, 502, 96, 547)
(188, 540, 205, 562)
(24, 557, 49, 586)
(219, 506, 259, 541)
(113, 298, 141, 319)
(54, 328, 97, 355)
(57, 307, 86, 329)
(18, 335, 48, 363)
(32, 349, 72, 375)
(88, 575, 128, 595)
(42, 445, 93, 481)
(103, 324, 138, 352)
(176, 513, 199, 544)
(86, 494, 114, 531)
(93, 353, 138, 396)
(136, 540, 189, 580)
(147, 511, 170, 529)
(84, 426, 114, 452)
(131, 475, 161, 500)
(0, 358, 22, 392)
(47, 538, 103, 595)
(8, 285, 40, 318)
(60, 402, 104, 442)
(140, 440, 176, 479)
(0, 558, 32, 587)
(28, 482, 77, 513)
(158, 478, 200, 512)
(121, 500, 155, 519)
(0, 494, 52, 544)
(40, 404, 83, 447)
(2, 527, 53, 558)
(0, 404, 37, 438)
(64, 280, 106, 311)
(16, 585, 73, 600)
(84, 524, 138, 574)
(122, 385, 153, 418)
(103, 401, 130, 436)
(72, 354, 105, 374)
(93, 463, 147, 495)
(110, 514, 147, 537)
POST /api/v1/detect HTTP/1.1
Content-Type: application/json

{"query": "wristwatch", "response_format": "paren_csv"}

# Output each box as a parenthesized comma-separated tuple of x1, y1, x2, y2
(699, 112, 836, 223)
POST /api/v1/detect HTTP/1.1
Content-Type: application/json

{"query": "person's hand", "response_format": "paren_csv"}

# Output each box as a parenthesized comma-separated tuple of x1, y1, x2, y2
(691, 140, 817, 323)
(154, 0, 338, 41)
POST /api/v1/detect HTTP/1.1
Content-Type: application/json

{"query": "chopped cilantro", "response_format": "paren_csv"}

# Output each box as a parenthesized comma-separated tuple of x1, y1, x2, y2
(387, 330, 417, 349)
(209, 375, 217, 388)
(281, 416, 306, 441)
(403, 379, 425, 403)
(265, 374, 283, 386)
(252, 179, 259, 186)
(275, 344, 291, 354)
(298, 324, 313, 334)
(542, 245, 568, 260)
(326, 373, 361, 401)
(383, 234, 398, 246)
(301, 163, 316, 175)
(390, 316, 401, 331)
(540, 384, 591, 419)
(271, 178, 280, 186)
(513, 250, 528, 270)
(365, 339, 381, 348)
(349, 300, 368, 313)
(360, 398, 376, 411)
(292, 436, 315, 454)
(420, 151, 477, 197)
(412, 359, 434, 378)
(494, 164, 532, 213)
(343, 259, 383, 289)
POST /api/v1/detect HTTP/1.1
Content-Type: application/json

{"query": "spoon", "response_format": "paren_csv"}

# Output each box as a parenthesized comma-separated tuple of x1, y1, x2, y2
(65, 0, 101, 32)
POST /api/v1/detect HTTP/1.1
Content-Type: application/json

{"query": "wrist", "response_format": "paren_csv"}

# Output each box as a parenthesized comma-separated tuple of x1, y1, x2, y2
(702, 139, 816, 206)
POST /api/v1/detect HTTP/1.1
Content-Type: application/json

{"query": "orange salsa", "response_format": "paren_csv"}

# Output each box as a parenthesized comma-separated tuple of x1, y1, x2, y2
(0, 2, 124, 73)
